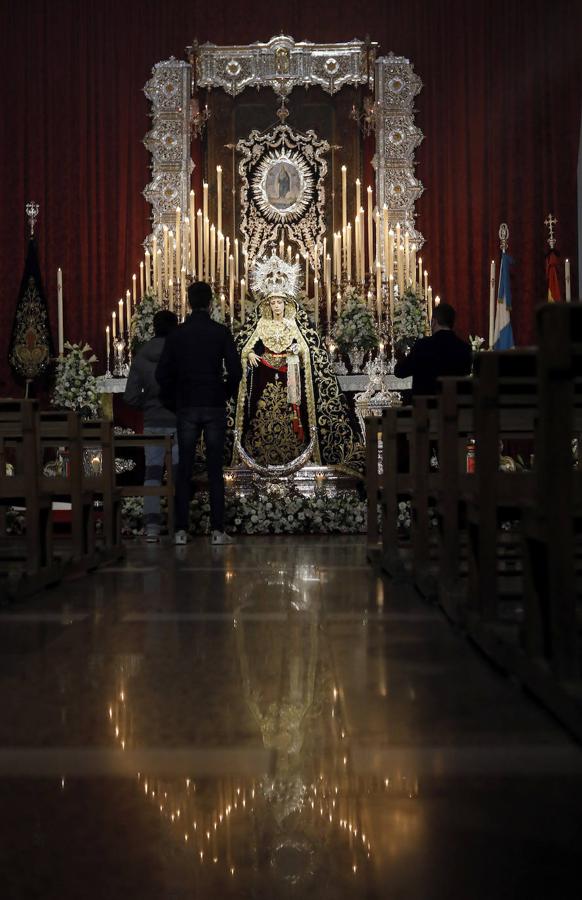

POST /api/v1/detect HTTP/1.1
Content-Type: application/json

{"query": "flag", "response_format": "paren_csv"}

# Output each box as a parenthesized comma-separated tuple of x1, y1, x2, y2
(545, 249, 561, 301)
(492, 251, 515, 350)
(8, 238, 54, 386)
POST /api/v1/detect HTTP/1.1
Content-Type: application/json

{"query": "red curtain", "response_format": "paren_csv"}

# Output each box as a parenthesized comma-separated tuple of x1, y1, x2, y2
(1, 0, 580, 393)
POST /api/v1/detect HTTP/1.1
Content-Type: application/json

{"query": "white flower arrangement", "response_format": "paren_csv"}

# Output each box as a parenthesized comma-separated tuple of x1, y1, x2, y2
(332, 288, 379, 354)
(52, 342, 100, 419)
(469, 334, 486, 352)
(393, 288, 428, 353)
(130, 293, 163, 353)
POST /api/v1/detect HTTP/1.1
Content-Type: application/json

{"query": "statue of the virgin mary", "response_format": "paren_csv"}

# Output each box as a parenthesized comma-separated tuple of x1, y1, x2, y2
(233, 253, 364, 473)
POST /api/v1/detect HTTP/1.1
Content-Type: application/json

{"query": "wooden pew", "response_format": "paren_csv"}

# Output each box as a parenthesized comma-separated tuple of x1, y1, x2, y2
(465, 350, 537, 622)
(39, 410, 98, 570)
(409, 395, 441, 596)
(113, 432, 176, 538)
(0, 400, 61, 599)
(380, 404, 414, 577)
(81, 419, 124, 560)
(365, 417, 382, 560)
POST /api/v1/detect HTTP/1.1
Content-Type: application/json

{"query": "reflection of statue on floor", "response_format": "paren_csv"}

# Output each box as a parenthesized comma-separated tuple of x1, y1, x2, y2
(233, 253, 365, 473)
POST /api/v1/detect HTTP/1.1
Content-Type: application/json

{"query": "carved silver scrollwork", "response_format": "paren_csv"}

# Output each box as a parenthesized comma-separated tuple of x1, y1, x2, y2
(190, 35, 376, 98)
(375, 52, 424, 249)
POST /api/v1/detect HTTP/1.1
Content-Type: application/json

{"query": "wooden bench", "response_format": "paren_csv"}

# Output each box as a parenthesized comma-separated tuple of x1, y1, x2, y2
(113, 432, 176, 538)
(365, 417, 382, 560)
(0, 400, 62, 599)
(379, 404, 415, 577)
(81, 419, 124, 560)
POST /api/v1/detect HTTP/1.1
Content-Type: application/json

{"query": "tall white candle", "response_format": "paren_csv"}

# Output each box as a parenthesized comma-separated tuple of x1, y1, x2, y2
(217, 232, 224, 285)
(197, 211, 203, 281)
(126, 289, 131, 334)
(203, 217, 209, 281)
(163, 226, 169, 288)
(112, 310, 117, 339)
(234, 238, 239, 282)
(216, 166, 222, 235)
(346, 223, 352, 283)
(355, 179, 361, 217)
(341, 165, 347, 234)
(565, 258, 571, 301)
(189, 190, 196, 276)
(157, 250, 163, 300)
(152, 236, 157, 288)
(210, 225, 216, 283)
(376, 261, 382, 324)
(168, 278, 174, 312)
(404, 231, 410, 286)
(314, 277, 319, 329)
(229, 255, 234, 321)
(410, 243, 417, 291)
(106, 325, 110, 359)
(168, 231, 174, 285)
(175, 207, 181, 275)
(489, 259, 496, 347)
(145, 250, 151, 292)
(389, 273, 394, 327)
(118, 299, 124, 335)
(132, 273, 137, 305)
(57, 267, 64, 355)
(240, 277, 246, 324)
(181, 268, 186, 319)
(367, 186, 373, 277)
(326, 254, 332, 324)
(139, 262, 144, 299)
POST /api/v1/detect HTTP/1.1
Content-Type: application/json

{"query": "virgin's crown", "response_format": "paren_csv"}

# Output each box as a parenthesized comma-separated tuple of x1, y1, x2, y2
(251, 250, 300, 299)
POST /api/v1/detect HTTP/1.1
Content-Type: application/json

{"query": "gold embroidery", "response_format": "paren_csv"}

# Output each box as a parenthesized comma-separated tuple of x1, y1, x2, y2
(244, 381, 305, 465)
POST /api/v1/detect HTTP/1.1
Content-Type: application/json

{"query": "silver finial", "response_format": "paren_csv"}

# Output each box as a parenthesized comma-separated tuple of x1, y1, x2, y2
(499, 223, 509, 252)
(26, 202, 39, 237)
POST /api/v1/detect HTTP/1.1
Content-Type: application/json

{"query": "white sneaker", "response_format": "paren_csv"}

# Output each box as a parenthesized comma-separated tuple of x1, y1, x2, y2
(211, 530, 235, 545)
(174, 530, 189, 545)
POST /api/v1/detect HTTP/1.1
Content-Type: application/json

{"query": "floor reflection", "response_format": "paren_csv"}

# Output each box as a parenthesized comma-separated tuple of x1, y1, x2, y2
(104, 557, 419, 895)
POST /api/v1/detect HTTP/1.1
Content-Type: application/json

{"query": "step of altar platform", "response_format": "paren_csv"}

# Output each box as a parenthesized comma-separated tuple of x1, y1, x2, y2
(193, 464, 363, 495)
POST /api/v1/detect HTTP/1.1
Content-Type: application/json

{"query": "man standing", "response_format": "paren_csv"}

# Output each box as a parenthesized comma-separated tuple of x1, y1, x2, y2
(156, 282, 242, 545)
(123, 310, 179, 542)
(394, 302, 472, 396)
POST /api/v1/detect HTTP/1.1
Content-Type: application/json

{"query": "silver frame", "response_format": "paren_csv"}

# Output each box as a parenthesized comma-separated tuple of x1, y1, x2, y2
(143, 37, 424, 250)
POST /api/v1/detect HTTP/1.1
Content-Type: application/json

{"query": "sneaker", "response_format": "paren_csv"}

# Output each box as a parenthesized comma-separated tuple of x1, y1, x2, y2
(174, 530, 189, 545)
(211, 530, 235, 545)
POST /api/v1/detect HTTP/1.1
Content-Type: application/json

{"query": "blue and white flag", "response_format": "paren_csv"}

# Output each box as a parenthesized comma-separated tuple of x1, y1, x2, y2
(492, 251, 515, 350)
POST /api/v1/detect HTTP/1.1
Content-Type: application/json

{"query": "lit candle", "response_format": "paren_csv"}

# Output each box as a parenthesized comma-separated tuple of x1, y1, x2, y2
(326, 254, 332, 324)
(217, 232, 224, 285)
(183, 215, 190, 274)
(126, 289, 131, 334)
(132, 273, 137, 305)
(163, 225, 169, 288)
(168, 230, 174, 285)
(341, 165, 347, 234)
(367, 186, 373, 277)
(189, 190, 196, 276)
(427, 286, 433, 320)
(57, 267, 64, 355)
(354, 214, 360, 283)
(220, 292, 225, 320)
(106, 324, 110, 358)
(112, 310, 117, 339)
(435, 295, 441, 306)
(314, 277, 319, 328)
(240, 277, 246, 324)
(181, 268, 186, 319)
(323, 238, 327, 281)
(168, 278, 174, 312)
(145, 250, 150, 292)
(229, 255, 234, 321)
(287, 245, 292, 264)
(225, 237, 230, 276)
(152, 236, 158, 287)
(175, 207, 181, 274)
(118, 298, 124, 335)
(418, 256, 423, 290)
(216, 166, 222, 235)
(489, 259, 496, 347)
(388, 229, 394, 282)
(382, 204, 389, 275)
(234, 238, 239, 282)
(197, 210, 203, 282)
(375, 209, 380, 270)
(376, 261, 382, 323)
(139, 262, 144, 299)
(367, 289, 373, 312)
(404, 231, 410, 286)
(210, 225, 216, 283)
(397, 240, 404, 296)
(389, 273, 394, 326)
(279, 238, 284, 258)
(355, 179, 361, 217)
(157, 249, 163, 300)
(203, 217, 209, 281)
(565, 258, 571, 301)
(359, 209, 365, 282)
(346, 223, 352, 283)
(337, 291, 342, 316)
(411, 243, 417, 291)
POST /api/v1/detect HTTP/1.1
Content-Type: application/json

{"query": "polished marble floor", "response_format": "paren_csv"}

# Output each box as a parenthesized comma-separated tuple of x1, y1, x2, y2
(1, 536, 582, 899)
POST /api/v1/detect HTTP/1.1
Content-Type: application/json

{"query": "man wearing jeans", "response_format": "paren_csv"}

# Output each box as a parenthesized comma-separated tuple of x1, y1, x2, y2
(156, 282, 242, 545)
(123, 310, 179, 542)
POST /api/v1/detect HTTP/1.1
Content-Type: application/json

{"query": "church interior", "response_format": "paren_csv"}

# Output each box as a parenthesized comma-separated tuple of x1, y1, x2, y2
(1, 1, 582, 897)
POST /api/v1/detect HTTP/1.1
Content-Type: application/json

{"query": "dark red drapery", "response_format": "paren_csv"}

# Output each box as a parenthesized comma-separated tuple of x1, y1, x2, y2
(0, 0, 580, 392)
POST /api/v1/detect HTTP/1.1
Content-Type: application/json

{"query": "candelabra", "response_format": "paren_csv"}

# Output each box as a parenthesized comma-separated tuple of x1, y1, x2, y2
(113, 337, 127, 377)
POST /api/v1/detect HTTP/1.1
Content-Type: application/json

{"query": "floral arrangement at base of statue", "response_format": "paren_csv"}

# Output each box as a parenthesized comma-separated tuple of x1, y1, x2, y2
(52, 342, 100, 419)
(130, 293, 163, 354)
(120, 484, 368, 536)
(393, 288, 428, 355)
(332, 288, 379, 371)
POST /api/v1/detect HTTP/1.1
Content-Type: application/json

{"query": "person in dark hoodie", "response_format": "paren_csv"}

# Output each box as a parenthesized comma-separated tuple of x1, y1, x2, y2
(394, 302, 472, 397)
(123, 310, 179, 542)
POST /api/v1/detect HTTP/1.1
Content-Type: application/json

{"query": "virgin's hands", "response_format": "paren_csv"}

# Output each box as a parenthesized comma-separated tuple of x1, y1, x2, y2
(248, 351, 260, 367)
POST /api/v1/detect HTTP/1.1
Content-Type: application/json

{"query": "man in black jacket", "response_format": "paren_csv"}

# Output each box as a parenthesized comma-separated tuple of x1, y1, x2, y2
(123, 310, 178, 542)
(156, 282, 242, 545)
(394, 302, 472, 396)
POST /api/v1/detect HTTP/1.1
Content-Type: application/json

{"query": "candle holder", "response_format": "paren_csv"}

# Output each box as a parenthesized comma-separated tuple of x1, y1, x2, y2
(105, 343, 112, 379)
(113, 337, 126, 377)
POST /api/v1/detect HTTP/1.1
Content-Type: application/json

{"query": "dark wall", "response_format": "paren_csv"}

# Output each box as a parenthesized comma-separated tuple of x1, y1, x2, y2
(1, 0, 580, 391)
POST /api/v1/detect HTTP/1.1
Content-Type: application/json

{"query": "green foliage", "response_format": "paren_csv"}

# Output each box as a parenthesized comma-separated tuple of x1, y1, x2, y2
(52, 342, 100, 419)
(129, 293, 163, 354)
(393, 288, 428, 352)
(332, 288, 379, 353)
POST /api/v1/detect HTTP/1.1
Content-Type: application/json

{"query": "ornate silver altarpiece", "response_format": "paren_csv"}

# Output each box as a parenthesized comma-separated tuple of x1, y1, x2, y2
(143, 35, 424, 252)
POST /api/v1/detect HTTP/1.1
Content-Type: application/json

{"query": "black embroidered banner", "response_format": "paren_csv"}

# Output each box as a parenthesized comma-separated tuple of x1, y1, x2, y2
(8, 239, 54, 386)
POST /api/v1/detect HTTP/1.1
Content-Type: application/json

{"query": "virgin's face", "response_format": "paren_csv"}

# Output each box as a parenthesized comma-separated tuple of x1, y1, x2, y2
(269, 297, 285, 319)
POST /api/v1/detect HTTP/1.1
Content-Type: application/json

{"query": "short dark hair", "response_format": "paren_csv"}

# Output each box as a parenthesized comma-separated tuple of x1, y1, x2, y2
(188, 281, 212, 310)
(153, 309, 178, 337)
(433, 302, 455, 328)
